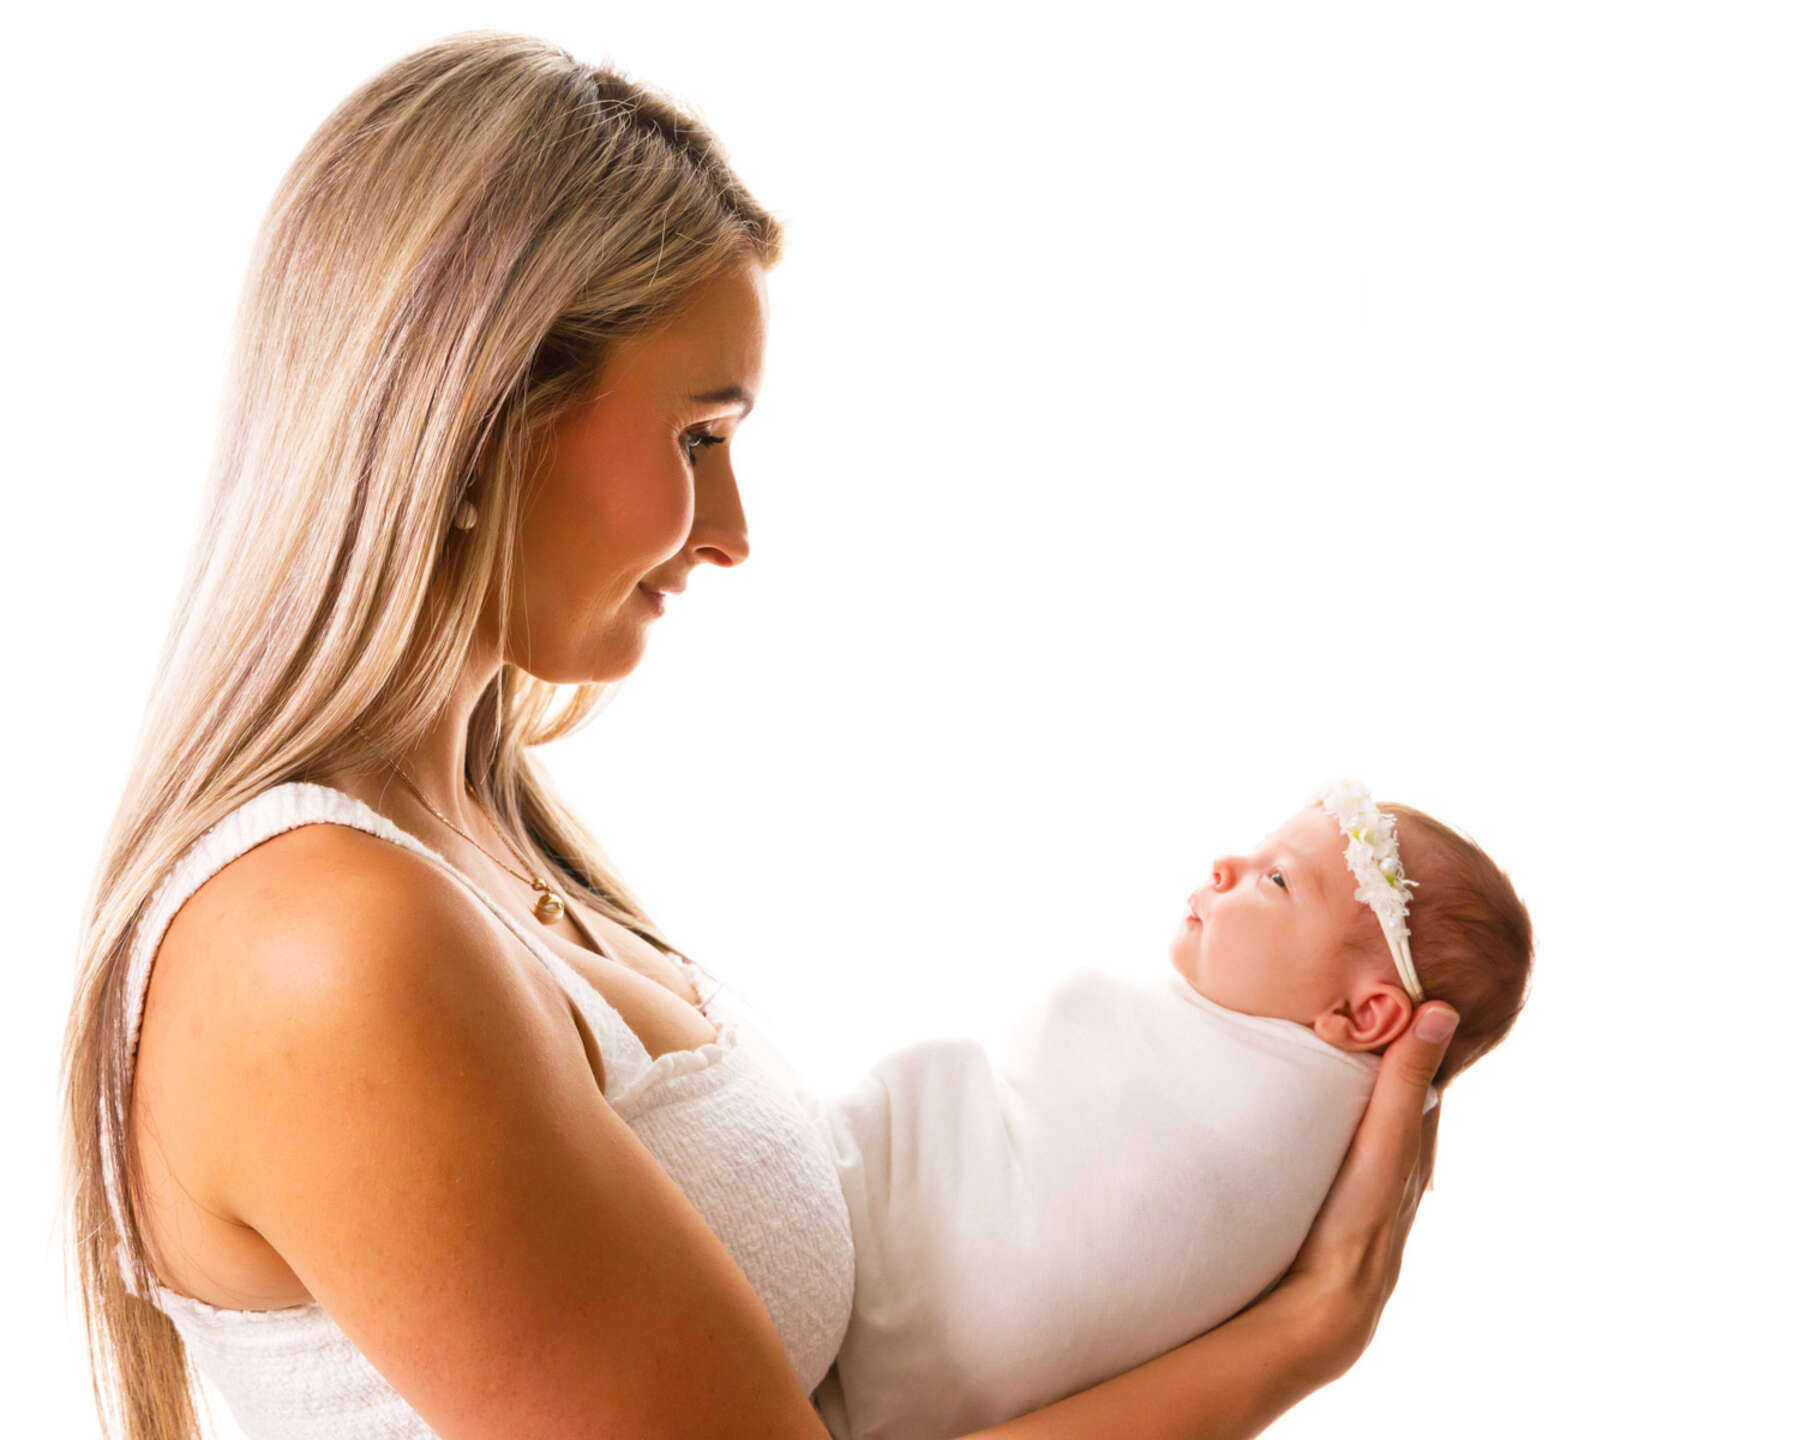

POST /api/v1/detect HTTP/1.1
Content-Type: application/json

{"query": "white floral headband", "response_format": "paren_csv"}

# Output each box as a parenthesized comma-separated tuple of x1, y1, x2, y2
(1312, 779, 1425, 1003)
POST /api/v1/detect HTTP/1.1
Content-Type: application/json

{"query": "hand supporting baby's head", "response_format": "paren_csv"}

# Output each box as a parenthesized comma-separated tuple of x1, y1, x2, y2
(1170, 784, 1532, 1090)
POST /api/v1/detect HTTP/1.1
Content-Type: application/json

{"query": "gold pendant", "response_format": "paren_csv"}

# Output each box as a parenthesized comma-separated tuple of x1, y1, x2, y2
(532, 883, 565, 924)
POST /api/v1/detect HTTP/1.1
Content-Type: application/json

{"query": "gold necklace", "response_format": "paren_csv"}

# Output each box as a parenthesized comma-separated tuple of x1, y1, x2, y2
(380, 760, 570, 927)
(352, 732, 722, 1017)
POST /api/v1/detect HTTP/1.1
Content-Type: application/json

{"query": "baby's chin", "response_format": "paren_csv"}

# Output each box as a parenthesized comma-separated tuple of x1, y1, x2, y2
(1167, 939, 1208, 998)
(1166, 949, 1257, 1015)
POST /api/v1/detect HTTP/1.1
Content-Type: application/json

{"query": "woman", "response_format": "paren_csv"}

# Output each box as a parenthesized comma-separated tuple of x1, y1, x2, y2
(60, 30, 1458, 1440)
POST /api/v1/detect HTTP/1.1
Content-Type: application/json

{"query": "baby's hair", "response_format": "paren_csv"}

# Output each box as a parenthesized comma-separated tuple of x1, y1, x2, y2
(1372, 803, 1534, 1088)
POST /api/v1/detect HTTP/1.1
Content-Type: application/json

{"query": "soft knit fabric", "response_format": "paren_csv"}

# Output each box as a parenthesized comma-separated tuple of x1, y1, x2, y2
(106, 781, 854, 1439)
(818, 966, 1440, 1440)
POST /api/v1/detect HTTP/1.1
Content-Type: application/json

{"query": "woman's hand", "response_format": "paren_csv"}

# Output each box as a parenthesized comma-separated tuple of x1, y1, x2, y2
(1272, 1003, 1459, 1387)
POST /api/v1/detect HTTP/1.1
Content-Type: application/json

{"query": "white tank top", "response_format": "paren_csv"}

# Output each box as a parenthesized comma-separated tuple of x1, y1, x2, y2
(105, 781, 855, 1439)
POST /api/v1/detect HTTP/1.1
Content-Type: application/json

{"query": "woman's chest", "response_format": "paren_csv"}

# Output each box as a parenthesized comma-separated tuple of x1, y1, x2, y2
(542, 908, 720, 1079)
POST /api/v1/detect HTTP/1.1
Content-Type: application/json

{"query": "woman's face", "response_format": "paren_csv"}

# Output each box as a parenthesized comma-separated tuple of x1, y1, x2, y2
(499, 256, 768, 683)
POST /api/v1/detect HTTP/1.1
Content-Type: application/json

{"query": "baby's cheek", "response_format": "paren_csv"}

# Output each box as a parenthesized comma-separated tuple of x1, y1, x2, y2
(1239, 945, 1309, 1016)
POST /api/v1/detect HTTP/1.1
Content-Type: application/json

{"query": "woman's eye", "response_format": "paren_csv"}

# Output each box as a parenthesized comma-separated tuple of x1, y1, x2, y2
(1268, 870, 1288, 892)
(683, 430, 726, 464)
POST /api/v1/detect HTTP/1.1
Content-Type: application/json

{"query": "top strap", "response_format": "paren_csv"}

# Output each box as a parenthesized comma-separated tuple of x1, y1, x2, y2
(104, 780, 666, 1261)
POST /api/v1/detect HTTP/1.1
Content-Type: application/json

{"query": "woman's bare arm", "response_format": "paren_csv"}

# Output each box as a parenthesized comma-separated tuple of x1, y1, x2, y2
(180, 826, 836, 1439)
(951, 1280, 1330, 1440)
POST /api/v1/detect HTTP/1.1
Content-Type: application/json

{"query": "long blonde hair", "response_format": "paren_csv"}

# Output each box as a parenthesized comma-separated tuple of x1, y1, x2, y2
(58, 31, 784, 1438)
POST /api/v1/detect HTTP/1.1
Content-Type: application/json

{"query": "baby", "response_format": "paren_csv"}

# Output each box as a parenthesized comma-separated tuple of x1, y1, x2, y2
(811, 781, 1533, 1440)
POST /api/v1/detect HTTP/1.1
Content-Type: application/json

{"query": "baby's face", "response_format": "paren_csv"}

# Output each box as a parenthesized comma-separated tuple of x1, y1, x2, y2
(1169, 805, 1372, 1024)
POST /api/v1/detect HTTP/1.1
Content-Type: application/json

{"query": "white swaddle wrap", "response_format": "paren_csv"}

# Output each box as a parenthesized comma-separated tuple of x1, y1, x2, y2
(817, 966, 1438, 1440)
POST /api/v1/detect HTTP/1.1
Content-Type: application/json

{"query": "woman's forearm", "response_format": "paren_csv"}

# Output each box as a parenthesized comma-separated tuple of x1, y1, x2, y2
(952, 1284, 1341, 1440)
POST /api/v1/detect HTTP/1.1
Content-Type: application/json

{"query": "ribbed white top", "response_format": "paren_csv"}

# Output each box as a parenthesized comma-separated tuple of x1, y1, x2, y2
(107, 781, 854, 1438)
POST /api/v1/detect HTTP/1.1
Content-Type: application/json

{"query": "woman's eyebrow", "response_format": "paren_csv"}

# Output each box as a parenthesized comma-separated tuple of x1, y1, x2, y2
(688, 384, 756, 415)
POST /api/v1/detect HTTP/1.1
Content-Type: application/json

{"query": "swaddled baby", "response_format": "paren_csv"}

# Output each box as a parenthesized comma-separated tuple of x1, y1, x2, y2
(812, 782, 1533, 1440)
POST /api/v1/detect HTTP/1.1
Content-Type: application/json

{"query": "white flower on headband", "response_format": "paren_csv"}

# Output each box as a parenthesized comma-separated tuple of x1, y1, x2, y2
(1311, 779, 1425, 1002)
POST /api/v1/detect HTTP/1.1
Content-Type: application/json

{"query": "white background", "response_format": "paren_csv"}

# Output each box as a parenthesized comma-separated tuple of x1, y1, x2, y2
(7, 2, 1795, 1435)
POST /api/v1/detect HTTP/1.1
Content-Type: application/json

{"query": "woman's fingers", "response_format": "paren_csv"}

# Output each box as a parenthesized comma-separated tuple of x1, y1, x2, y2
(1387, 1099, 1440, 1298)
(1417, 1099, 1442, 1193)
(1358, 1004, 1459, 1199)
(1273, 1004, 1460, 1373)
(1294, 1004, 1458, 1272)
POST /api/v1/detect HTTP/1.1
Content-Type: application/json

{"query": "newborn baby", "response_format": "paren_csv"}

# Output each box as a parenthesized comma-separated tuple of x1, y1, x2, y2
(812, 781, 1533, 1440)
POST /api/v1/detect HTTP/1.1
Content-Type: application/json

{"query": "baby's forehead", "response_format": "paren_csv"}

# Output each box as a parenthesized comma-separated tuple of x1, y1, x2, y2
(1262, 807, 1352, 891)
(1263, 804, 1341, 855)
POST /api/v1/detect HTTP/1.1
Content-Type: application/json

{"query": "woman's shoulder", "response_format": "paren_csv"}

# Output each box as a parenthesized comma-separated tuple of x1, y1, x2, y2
(147, 818, 478, 1026)
(133, 815, 578, 1228)
(162, 810, 456, 940)
(142, 811, 576, 1073)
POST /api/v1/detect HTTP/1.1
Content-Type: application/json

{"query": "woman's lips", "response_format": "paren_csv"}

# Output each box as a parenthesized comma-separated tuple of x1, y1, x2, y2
(637, 584, 666, 615)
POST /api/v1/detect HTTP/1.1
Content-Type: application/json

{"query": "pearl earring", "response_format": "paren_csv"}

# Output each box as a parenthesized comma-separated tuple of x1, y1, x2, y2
(451, 498, 478, 531)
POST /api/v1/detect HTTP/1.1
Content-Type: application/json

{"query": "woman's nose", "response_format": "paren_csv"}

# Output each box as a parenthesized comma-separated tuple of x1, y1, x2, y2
(690, 463, 751, 568)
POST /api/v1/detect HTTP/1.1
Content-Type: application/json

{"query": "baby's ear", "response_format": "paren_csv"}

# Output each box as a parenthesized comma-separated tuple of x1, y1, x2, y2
(1314, 984, 1413, 1053)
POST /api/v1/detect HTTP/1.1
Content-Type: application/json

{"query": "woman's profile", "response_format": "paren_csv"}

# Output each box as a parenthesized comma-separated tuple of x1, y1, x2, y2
(58, 30, 1458, 1440)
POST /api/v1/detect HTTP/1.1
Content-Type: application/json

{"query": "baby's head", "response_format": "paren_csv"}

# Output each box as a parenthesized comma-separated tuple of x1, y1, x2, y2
(1169, 782, 1533, 1088)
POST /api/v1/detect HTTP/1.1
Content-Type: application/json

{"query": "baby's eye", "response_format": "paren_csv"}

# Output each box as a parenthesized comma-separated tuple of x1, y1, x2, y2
(1267, 870, 1288, 892)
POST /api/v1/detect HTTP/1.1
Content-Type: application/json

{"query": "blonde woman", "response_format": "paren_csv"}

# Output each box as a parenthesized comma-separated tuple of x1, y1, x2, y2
(59, 31, 1460, 1440)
